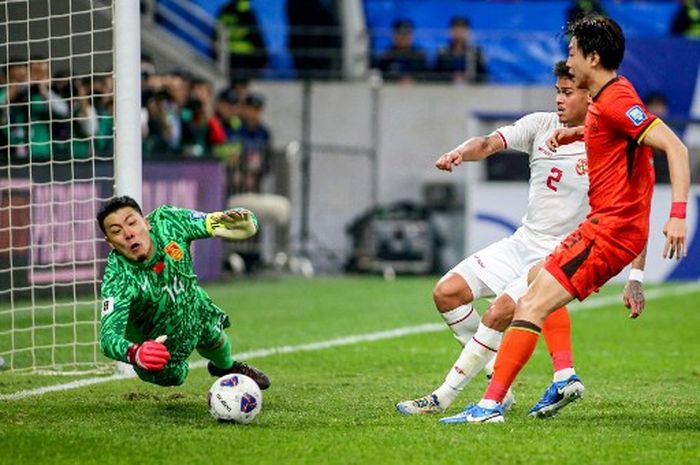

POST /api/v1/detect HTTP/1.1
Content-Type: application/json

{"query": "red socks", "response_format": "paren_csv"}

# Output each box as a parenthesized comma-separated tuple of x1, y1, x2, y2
(484, 321, 540, 402)
(542, 306, 573, 372)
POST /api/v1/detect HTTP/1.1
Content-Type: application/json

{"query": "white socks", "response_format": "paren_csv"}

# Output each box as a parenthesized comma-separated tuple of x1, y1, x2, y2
(553, 367, 576, 382)
(433, 323, 503, 408)
(440, 304, 481, 346)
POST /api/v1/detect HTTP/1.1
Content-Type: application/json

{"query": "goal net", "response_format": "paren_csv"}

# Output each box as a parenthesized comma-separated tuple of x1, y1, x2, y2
(0, 0, 117, 374)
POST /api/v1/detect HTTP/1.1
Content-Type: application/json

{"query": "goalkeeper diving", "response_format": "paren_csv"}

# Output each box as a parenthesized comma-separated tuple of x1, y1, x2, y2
(96, 196, 270, 389)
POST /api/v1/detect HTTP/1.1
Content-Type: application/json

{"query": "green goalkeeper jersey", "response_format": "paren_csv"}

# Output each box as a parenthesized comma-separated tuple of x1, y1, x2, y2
(99, 205, 226, 364)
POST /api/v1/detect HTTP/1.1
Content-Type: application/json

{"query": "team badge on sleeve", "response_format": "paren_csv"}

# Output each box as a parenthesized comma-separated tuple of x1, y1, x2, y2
(101, 298, 114, 317)
(625, 105, 648, 126)
(191, 210, 207, 221)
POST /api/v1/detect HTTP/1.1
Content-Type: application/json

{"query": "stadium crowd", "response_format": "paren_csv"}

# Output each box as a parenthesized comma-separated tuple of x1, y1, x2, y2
(0, 54, 273, 198)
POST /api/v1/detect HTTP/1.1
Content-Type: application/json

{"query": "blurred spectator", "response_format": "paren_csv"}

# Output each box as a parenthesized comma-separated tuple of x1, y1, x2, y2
(434, 16, 488, 83)
(374, 19, 429, 84)
(670, 0, 700, 38)
(645, 91, 671, 183)
(227, 91, 289, 272)
(287, 0, 342, 79)
(28, 56, 70, 161)
(211, 88, 244, 194)
(237, 92, 272, 193)
(566, 0, 606, 24)
(92, 74, 114, 156)
(51, 75, 98, 159)
(141, 71, 182, 157)
(0, 61, 30, 163)
(216, 0, 269, 82)
(181, 77, 217, 158)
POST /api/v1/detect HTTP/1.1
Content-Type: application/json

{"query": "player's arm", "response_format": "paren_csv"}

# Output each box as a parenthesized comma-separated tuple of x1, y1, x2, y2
(623, 245, 647, 319)
(546, 126, 584, 151)
(206, 207, 258, 240)
(435, 133, 505, 172)
(640, 120, 689, 260)
(99, 266, 170, 370)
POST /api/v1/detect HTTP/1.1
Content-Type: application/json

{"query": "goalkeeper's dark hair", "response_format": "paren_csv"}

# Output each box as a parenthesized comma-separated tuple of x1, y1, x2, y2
(96, 196, 143, 234)
(553, 60, 574, 80)
(566, 15, 624, 71)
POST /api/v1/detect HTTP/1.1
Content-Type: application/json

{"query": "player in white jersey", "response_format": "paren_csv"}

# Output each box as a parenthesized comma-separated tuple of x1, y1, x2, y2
(396, 61, 647, 418)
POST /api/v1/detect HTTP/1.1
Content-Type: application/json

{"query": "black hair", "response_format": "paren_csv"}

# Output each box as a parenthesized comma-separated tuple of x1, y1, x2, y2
(553, 60, 574, 80)
(566, 15, 624, 71)
(96, 196, 143, 234)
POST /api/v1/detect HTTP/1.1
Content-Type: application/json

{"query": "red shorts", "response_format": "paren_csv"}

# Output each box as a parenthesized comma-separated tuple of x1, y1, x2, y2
(544, 219, 644, 301)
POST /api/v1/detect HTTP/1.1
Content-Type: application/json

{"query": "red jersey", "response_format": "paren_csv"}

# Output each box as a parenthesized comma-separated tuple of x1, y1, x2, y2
(584, 76, 659, 245)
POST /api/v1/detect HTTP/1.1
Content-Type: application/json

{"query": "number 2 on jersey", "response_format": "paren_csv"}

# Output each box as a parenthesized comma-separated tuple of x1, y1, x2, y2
(546, 167, 563, 192)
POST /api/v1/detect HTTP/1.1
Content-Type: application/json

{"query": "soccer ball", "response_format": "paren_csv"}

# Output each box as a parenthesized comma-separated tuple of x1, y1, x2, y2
(208, 373, 263, 424)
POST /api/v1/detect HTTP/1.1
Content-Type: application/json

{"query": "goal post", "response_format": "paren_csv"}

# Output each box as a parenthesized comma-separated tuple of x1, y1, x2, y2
(0, 0, 141, 374)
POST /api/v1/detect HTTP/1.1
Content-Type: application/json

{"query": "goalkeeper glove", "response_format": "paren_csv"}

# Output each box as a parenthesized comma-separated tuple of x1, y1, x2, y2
(126, 335, 170, 371)
(206, 208, 258, 240)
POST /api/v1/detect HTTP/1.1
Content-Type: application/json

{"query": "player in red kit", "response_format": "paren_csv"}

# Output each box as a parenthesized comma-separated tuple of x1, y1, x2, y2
(453, 15, 689, 423)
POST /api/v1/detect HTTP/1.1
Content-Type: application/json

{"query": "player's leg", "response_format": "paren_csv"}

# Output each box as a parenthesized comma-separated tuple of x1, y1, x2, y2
(430, 293, 516, 417)
(433, 270, 482, 346)
(397, 240, 523, 415)
(528, 304, 585, 417)
(395, 270, 483, 414)
(135, 359, 189, 386)
(395, 264, 493, 414)
(197, 333, 271, 390)
(442, 269, 574, 424)
(197, 311, 271, 390)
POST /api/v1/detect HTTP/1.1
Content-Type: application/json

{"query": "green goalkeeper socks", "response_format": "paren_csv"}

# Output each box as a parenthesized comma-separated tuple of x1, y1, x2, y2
(197, 333, 235, 369)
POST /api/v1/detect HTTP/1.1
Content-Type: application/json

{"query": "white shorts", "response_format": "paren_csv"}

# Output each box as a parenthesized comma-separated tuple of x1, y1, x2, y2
(449, 227, 558, 302)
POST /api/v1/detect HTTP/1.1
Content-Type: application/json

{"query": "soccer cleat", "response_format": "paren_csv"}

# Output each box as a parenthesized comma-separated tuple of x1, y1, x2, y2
(528, 375, 585, 418)
(439, 403, 505, 424)
(207, 360, 271, 390)
(396, 394, 444, 415)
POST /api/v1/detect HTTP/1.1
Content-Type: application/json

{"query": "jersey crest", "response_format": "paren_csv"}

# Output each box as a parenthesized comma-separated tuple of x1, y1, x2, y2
(625, 105, 647, 126)
(576, 158, 588, 176)
(164, 241, 184, 261)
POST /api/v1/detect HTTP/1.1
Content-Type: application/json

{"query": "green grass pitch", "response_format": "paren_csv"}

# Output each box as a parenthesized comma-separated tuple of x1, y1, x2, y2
(1, 276, 699, 465)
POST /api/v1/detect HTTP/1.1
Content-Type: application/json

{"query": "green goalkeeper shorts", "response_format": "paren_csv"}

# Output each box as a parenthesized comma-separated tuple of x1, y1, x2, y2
(135, 307, 230, 387)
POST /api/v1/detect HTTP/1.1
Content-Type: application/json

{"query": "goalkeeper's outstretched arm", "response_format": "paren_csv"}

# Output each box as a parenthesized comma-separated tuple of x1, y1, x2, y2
(205, 208, 259, 240)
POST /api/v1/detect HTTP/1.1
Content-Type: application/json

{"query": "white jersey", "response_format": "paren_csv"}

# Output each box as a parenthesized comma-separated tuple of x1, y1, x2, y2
(449, 112, 590, 301)
(495, 112, 589, 249)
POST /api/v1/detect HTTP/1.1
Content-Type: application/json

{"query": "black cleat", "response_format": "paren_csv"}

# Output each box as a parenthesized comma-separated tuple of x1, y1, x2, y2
(207, 360, 271, 390)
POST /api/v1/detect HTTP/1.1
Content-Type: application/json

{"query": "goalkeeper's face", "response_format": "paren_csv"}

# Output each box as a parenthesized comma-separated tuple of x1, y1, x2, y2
(103, 207, 154, 263)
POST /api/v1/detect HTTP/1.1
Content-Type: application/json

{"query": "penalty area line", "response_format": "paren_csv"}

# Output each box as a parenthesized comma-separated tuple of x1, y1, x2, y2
(2, 281, 699, 401)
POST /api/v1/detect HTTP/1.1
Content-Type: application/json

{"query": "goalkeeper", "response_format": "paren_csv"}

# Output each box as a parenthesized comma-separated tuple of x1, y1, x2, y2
(96, 195, 270, 389)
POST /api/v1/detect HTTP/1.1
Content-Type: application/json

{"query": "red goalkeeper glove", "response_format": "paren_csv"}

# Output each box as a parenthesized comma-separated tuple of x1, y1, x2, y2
(126, 336, 170, 371)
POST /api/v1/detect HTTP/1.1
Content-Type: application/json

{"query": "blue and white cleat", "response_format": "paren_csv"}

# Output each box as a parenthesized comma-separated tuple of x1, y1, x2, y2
(528, 375, 585, 418)
(439, 403, 505, 424)
(396, 394, 444, 415)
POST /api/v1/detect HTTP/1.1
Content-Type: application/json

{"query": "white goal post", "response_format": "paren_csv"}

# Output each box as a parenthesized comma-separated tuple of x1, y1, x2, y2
(0, 0, 141, 374)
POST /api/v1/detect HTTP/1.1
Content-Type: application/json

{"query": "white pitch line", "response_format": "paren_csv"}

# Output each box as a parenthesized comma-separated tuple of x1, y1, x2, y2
(2, 281, 699, 402)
